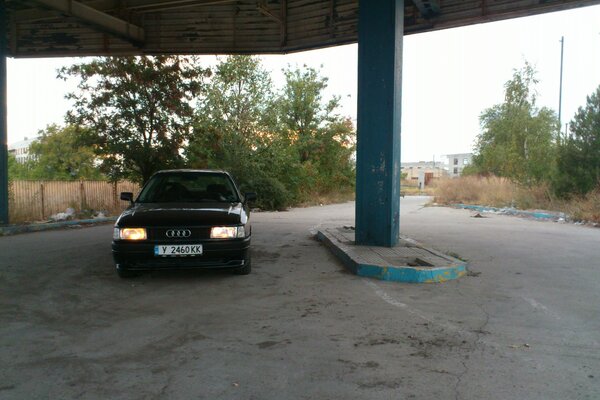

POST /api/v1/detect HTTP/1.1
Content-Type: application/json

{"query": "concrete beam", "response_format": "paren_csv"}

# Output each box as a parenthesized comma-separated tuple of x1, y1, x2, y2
(12, 0, 115, 22)
(31, 0, 145, 44)
(13, 0, 237, 22)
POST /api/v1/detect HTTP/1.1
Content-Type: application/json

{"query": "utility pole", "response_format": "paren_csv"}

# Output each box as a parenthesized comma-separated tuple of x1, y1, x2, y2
(558, 36, 565, 138)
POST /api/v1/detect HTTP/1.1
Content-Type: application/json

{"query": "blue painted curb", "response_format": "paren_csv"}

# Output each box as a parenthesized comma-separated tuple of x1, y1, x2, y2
(453, 204, 565, 220)
(317, 230, 467, 284)
(0, 217, 117, 236)
(356, 263, 467, 283)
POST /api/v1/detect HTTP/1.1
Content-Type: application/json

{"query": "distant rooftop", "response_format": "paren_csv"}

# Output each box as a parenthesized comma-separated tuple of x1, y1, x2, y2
(8, 137, 39, 151)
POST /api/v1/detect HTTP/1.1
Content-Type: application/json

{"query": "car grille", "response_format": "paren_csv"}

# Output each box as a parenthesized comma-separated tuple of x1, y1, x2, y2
(149, 227, 212, 241)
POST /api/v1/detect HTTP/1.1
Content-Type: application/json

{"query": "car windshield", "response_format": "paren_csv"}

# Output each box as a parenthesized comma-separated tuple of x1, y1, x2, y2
(137, 172, 240, 203)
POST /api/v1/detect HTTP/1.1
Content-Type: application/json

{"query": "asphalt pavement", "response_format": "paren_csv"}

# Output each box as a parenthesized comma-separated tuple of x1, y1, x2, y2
(0, 197, 598, 399)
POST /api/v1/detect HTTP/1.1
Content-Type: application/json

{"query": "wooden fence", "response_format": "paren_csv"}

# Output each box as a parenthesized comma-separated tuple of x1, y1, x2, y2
(8, 180, 141, 223)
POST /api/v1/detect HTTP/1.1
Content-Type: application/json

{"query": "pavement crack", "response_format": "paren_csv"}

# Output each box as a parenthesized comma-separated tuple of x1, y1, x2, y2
(455, 281, 491, 341)
(476, 303, 491, 340)
(454, 359, 469, 400)
(153, 375, 173, 400)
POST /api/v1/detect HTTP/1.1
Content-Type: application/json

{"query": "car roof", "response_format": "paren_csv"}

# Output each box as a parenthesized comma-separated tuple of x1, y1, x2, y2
(153, 169, 230, 175)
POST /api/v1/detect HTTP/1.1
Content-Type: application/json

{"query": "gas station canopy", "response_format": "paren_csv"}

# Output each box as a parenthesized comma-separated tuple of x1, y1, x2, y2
(7, 0, 599, 57)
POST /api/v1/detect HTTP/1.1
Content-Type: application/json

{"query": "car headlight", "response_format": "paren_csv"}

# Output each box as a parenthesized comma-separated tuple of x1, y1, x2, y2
(117, 227, 147, 240)
(211, 226, 245, 239)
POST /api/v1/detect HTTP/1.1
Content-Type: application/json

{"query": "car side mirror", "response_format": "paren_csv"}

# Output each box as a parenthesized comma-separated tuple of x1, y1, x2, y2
(244, 192, 257, 203)
(120, 192, 134, 204)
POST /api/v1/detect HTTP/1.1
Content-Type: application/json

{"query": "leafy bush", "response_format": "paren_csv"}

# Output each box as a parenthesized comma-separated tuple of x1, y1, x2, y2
(240, 173, 290, 211)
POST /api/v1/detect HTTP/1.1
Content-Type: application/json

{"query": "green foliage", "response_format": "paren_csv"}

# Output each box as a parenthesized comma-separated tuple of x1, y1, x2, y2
(460, 164, 479, 177)
(472, 63, 559, 186)
(275, 67, 329, 162)
(271, 65, 355, 200)
(9, 124, 103, 180)
(241, 172, 290, 211)
(60, 55, 354, 209)
(187, 57, 355, 209)
(187, 56, 273, 180)
(60, 56, 208, 183)
(8, 152, 28, 180)
(185, 56, 291, 209)
(553, 85, 600, 196)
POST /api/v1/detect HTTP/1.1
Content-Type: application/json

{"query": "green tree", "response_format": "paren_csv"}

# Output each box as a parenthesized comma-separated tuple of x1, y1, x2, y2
(187, 55, 273, 178)
(7, 152, 30, 180)
(273, 65, 355, 196)
(472, 63, 558, 185)
(34, 125, 100, 180)
(8, 125, 102, 180)
(60, 56, 208, 183)
(276, 67, 329, 162)
(553, 86, 600, 196)
(186, 56, 292, 209)
(186, 58, 355, 209)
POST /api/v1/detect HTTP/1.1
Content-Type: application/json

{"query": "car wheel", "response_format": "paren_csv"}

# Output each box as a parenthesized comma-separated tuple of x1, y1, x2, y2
(116, 264, 138, 278)
(234, 255, 251, 275)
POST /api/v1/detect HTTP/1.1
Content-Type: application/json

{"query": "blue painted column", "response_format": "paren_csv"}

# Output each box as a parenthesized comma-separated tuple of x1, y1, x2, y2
(355, 0, 403, 246)
(0, 0, 7, 225)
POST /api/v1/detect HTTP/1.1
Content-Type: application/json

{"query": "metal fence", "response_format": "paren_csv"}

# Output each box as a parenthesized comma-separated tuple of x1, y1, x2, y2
(8, 180, 141, 223)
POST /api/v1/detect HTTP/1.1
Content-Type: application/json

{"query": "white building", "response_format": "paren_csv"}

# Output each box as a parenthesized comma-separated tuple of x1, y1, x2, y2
(8, 137, 38, 164)
(445, 153, 473, 177)
(400, 161, 447, 181)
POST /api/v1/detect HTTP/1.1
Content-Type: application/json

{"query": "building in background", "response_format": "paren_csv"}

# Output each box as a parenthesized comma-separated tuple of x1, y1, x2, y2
(8, 137, 38, 164)
(444, 153, 473, 177)
(401, 161, 447, 187)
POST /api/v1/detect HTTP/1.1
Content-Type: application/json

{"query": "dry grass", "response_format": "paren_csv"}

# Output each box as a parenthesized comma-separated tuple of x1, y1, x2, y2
(433, 176, 519, 208)
(560, 190, 600, 223)
(401, 181, 436, 196)
(433, 176, 600, 224)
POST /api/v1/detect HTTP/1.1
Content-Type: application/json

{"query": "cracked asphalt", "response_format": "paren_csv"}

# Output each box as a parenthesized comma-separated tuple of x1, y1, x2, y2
(1, 197, 599, 399)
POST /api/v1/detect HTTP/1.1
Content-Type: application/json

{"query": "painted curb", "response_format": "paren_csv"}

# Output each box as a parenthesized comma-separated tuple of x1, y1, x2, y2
(316, 230, 467, 284)
(453, 204, 565, 220)
(0, 217, 117, 236)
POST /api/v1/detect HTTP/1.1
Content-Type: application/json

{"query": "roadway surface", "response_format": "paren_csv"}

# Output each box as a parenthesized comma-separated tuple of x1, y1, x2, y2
(1, 197, 599, 399)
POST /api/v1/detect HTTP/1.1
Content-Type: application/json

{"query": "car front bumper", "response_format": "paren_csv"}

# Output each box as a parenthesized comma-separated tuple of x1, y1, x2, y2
(112, 237, 251, 270)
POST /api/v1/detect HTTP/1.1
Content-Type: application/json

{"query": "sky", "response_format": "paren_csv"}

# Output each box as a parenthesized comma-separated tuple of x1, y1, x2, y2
(7, 5, 600, 163)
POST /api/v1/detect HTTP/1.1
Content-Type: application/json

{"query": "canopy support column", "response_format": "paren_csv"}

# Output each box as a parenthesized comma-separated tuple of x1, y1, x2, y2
(355, 0, 403, 247)
(0, 0, 8, 225)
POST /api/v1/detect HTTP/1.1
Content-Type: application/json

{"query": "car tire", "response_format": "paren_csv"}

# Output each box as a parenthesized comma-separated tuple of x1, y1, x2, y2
(234, 255, 251, 275)
(116, 264, 138, 278)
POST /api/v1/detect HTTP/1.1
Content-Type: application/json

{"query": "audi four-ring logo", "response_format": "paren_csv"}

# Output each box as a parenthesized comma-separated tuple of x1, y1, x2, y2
(166, 229, 191, 238)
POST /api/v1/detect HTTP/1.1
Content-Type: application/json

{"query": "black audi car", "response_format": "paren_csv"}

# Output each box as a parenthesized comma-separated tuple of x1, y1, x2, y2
(112, 169, 256, 278)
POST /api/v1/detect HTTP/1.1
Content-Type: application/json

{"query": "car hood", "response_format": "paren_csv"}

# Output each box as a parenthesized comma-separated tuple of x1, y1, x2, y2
(116, 202, 247, 227)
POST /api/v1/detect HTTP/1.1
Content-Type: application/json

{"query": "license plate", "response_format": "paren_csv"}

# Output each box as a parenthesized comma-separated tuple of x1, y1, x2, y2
(154, 244, 203, 256)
